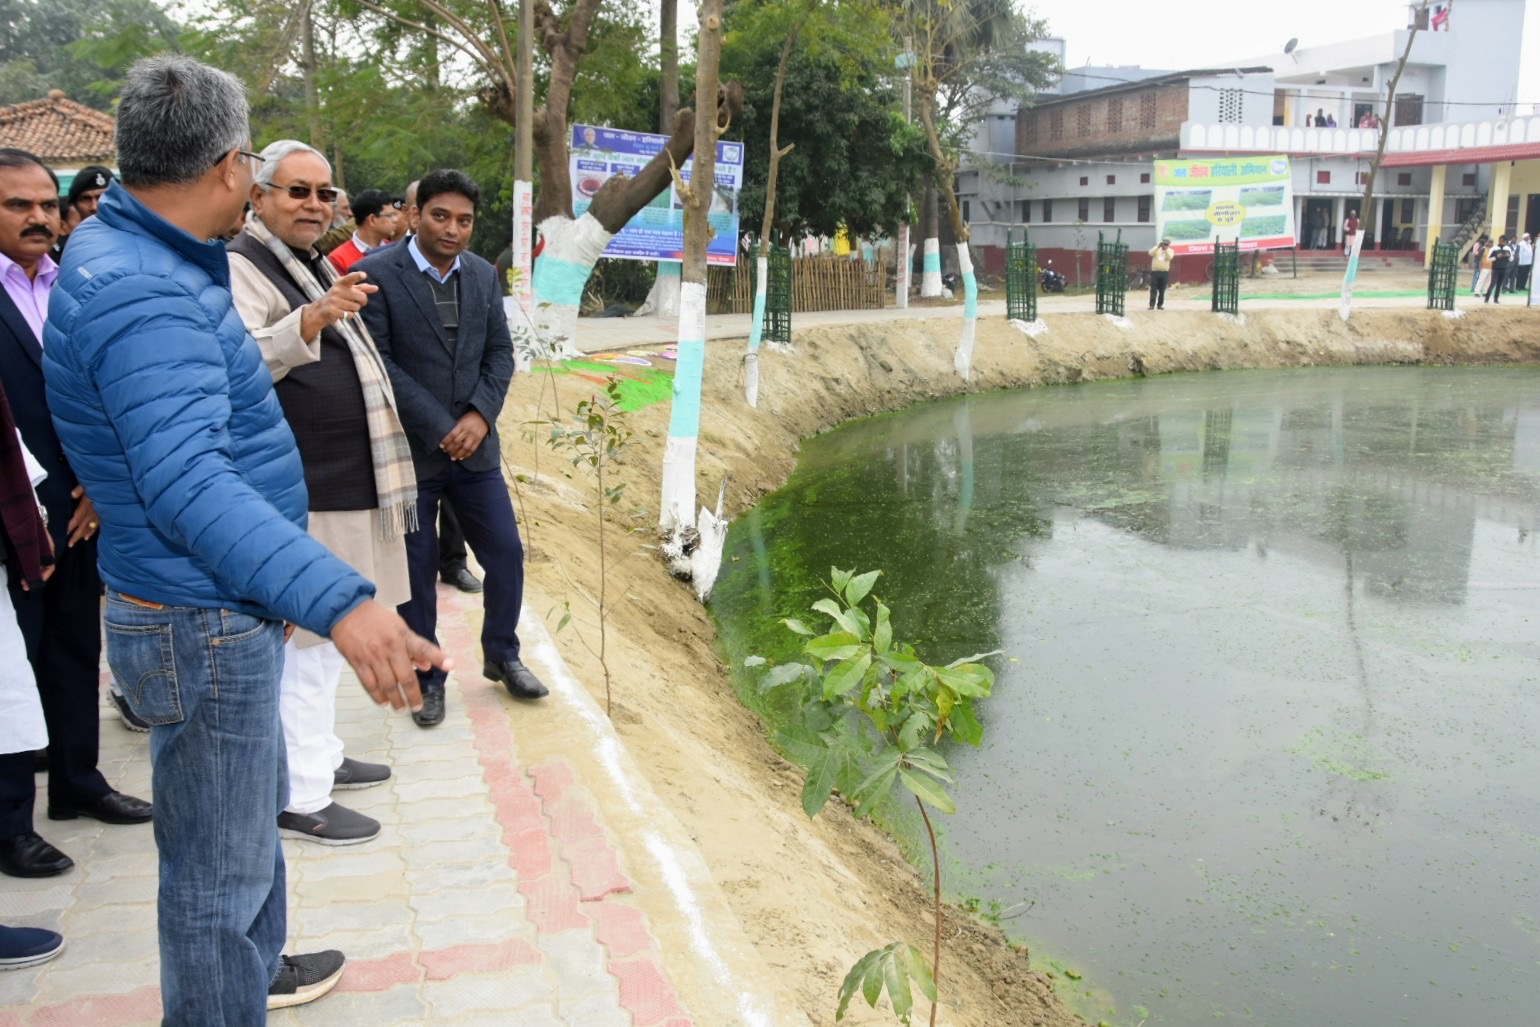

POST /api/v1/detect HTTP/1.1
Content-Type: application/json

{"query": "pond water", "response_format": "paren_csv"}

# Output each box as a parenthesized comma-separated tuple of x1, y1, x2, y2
(709, 367, 1540, 1027)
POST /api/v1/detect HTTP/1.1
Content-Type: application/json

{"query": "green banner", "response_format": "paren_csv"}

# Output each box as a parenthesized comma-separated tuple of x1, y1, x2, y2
(1154, 156, 1296, 256)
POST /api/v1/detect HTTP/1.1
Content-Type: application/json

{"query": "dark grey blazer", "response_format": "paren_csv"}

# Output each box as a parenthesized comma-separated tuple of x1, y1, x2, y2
(355, 241, 513, 479)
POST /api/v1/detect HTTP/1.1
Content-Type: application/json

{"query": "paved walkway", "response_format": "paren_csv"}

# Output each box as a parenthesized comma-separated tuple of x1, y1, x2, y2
(0, 582, 800, 1026)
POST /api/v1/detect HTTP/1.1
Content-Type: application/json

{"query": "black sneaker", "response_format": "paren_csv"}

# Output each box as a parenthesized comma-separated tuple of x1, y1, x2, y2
(277, 802, 379, 846)
(108, 690, 150, 733)
(332, 756, 391, 790)
(267, 950, 345, 1009)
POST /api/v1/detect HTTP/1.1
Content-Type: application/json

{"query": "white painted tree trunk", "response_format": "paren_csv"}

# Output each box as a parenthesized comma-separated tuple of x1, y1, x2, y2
(953, 243, 978, 380)
(743, 253, 768, 407)
(531, 212, 614, 357)
(1338, 230, 1365, 322)
(894, 222, 910, 308)
(660, 280, 707, 532)
(635, 260, 682, 317)
(919, 236, 944, 297)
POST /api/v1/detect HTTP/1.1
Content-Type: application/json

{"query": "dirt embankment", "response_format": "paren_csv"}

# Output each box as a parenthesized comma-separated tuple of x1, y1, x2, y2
(499, 306, 1539, 1027)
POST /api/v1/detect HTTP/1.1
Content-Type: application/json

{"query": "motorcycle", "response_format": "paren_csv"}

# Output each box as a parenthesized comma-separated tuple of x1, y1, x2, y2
(1038, 260, 1067, 293)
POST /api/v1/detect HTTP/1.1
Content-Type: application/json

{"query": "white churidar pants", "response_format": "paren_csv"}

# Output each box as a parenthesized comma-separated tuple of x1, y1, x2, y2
(279, 638, 345, 814)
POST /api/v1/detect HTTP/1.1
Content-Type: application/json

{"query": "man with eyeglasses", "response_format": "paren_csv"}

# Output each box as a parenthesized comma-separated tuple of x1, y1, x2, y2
(228, 141, 414, 848)
(44, 56, 449, 1021)
(326, 188, 400, 274)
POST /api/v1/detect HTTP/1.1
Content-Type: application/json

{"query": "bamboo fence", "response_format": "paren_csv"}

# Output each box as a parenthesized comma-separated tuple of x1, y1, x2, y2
(707, 253, 889, 314)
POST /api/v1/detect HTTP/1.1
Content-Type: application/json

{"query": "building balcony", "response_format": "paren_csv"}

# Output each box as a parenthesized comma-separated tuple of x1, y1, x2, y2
(1181, 114, 1540, 164)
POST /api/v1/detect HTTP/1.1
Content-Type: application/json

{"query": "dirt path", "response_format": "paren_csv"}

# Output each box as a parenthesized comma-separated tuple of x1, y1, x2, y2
(499, 304, 1539, 1026)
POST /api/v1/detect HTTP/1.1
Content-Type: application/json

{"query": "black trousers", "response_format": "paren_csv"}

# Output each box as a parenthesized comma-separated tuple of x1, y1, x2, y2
(437, 499, 469, 576)
(0, 540, 110, 836)
(1149, 270, 1169, 309)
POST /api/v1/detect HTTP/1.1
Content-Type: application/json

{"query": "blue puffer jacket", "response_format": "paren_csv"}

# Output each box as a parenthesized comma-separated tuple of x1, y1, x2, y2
(44, 185, 374, 633)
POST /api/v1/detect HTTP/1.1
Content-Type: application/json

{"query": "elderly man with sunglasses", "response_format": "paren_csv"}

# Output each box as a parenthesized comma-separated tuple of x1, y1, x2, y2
(227, 140, 417, 847)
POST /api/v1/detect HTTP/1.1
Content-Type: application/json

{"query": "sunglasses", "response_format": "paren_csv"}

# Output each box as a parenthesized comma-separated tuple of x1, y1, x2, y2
(269, 183, 340, 204)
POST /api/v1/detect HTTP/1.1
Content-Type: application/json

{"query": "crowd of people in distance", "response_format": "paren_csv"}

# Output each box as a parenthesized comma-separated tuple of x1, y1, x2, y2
(1467, 231, 1534, 303)
(1, 53, 546, 1019)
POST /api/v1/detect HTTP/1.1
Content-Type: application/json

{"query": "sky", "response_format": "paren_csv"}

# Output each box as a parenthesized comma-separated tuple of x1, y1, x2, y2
(1034, 0, 1540, 112)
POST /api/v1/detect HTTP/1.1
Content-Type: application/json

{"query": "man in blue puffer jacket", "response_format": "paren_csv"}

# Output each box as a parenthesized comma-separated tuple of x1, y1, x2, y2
(45, 56, 449, 1025)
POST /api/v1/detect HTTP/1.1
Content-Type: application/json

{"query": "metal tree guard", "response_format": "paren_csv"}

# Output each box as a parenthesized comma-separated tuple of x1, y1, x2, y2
(1094, 230, 1128, 316)
(1427, 239, 1458, 311)
(1211, 239, 1241, 315)
(1005, 228, 1038, 322)
(763, 244, 792, 345)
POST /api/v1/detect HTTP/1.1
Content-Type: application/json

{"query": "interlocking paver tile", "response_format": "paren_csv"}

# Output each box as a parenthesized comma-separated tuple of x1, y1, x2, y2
(421, 966, 550, 1018)
(408, 881, 524, 919)
(413, 911, 527, 951)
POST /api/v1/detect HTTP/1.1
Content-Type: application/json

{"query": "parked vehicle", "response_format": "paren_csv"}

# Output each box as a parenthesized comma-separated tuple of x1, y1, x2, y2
(1039, 261, 1067, 293)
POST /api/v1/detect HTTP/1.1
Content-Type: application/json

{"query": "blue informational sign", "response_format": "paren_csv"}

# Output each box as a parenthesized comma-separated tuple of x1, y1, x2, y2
(569, 124, 743, 266)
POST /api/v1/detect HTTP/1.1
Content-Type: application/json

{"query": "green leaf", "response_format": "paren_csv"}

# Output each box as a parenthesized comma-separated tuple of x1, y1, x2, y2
(849, 748, 902, 817)
(900, 943, 937, 1002)
(873, 601, 893, 654)
(935, 663, 994, 698)
(782, 617, 815, 637)
(802, 751, 838, 818)
(897, 712, 929, 752)
(775, 725, 828, 770)
(844, 569, 881, 607)
(805, 631, 863, 663)
(884, 941, 914, 1020)
(949, 700, 984, 747)
(831, 566, 853, 596)
(758, 662, 810, 693)
(823, 651, 873, 700)
(835, 948, 882, 1021)
(900, 767, 956, 814)
(811, 598, 861, 636)
(903, 747, 954, 782)
(945, 650, 1004, 669)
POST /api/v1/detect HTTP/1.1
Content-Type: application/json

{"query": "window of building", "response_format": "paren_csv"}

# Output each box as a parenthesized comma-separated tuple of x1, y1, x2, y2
(1218, 88, 1244, 124)
(1076, 104, 1091, 136)
(1078, 197, 1090, 222)
(1394, 93, 1424, 127)
(1462, 172, 1477, 187)
(1137, 195, 1151, 223)
(1108, 98, 1124, 134)
(1400, 198, 1415, 222)
(1049, 109, 1064, 141)
(1455, 197, 1482, 224)
(1140, 92, 1157, 131)
(1106, 174, 1116, 185)
(1140, 171, 1151, 184)
(1043, 199, 1053, 222)
(962, 200, 970, 222)
(1020, 200, 1031, 223)
(1317, 170, 1331, 184)
(1355, 171, 1367, 185)
(1397, 172, 1412, 186)
(1103, 197, 1116, 222)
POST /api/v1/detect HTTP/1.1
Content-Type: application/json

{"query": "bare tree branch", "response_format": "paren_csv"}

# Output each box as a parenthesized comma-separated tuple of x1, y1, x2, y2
(351, 0, 503, 83)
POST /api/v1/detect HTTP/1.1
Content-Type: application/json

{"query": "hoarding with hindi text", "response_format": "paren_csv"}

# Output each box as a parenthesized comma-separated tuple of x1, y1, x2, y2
(569, 124, 742, 266)
(1154, 156, 1296, 256)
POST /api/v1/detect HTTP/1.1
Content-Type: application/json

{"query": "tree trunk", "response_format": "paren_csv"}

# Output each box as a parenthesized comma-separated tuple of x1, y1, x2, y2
(919, 184, 943, 297)
(659, 0, 730, 600)
(1342, 0, 1427, 321)
(744, 25, 799, 407)
(659, 0, 679, 132)
(916, 88, 979, 380)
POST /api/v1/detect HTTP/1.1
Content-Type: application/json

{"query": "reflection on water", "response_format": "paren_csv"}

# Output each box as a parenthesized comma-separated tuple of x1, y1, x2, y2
(710, 367, 1540, 1027)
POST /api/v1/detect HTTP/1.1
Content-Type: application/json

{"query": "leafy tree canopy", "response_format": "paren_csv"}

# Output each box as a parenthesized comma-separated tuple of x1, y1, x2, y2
(0, 0, 178, 107)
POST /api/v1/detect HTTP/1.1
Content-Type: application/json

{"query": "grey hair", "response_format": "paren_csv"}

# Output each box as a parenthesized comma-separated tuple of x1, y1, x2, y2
(253, 140, 332, 188)
(115, 55, 250, 188)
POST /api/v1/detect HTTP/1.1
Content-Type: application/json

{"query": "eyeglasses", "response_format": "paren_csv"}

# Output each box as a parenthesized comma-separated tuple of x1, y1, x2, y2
(212, 148, 267, 169)
(267, 183, 340, 204)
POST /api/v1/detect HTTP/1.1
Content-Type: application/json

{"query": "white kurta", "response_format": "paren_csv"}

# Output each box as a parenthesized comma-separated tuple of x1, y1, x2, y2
(0, 431, 48, 754)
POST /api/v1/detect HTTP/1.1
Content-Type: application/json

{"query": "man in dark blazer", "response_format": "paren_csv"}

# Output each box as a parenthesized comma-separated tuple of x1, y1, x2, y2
(355, 168, 546, 728)
(0, 148, 151, 879)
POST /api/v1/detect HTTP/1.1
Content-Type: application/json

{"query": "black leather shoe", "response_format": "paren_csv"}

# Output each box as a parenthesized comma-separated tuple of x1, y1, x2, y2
(412, 687, 446, 728)
(484, 659, 549, 700)
(0, 832, 73, 878)
(48, 790, 152, 825)
(441, 567, 483, 593)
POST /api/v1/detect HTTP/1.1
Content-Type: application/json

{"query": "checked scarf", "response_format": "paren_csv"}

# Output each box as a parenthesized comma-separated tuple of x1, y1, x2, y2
(244, 216, 419, 538)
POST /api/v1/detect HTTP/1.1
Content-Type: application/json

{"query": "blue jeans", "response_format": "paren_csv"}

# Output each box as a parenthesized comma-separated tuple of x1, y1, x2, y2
(105, 593, 288, 1027)
(400, 463, 526, 689)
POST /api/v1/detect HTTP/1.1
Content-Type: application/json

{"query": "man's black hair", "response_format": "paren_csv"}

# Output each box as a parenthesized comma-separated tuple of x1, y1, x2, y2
(415, 168, 480, 213)
(0, 148, 60, 192)
(351, 188, 393, 223)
